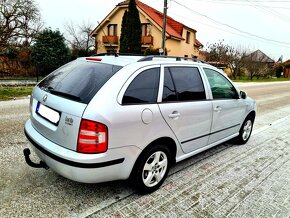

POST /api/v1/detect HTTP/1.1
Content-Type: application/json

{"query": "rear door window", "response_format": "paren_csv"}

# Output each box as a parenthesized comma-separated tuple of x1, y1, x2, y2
(122, 68, 160, 105)
(162, 67, 206, 102)
(38, 60, 122, 104)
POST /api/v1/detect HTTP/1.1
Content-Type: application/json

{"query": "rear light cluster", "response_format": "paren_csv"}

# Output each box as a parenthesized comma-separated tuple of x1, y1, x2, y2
(77, 119, 108, 154)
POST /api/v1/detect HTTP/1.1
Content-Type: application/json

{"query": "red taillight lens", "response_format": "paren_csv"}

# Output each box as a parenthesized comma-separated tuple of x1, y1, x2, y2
(77, 119, 108, 154)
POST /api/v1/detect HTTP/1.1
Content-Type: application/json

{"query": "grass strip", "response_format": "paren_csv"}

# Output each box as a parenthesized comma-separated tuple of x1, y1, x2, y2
(0, 86, 33, 101)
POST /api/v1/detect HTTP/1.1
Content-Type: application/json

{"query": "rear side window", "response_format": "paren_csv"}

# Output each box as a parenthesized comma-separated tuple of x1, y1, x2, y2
(162, 67, 206, 102)
(38, 60, 122, 104)
(122, 68, 160, 105)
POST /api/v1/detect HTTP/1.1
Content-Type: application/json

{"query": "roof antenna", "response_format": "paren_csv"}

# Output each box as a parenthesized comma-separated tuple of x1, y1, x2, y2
(97, 21, 118, 57)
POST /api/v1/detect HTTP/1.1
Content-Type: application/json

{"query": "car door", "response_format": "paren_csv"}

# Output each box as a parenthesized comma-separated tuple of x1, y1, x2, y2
(158, 66, 212, 154)
(203, 68, 247, 144)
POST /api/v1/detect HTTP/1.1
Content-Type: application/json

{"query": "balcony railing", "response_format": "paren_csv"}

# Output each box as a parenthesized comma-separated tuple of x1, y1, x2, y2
(142, 36, 153, 45)
(102, 35, 119, 44)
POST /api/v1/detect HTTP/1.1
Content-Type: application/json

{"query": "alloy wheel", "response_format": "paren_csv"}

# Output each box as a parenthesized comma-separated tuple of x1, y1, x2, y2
(242, 120, 252, 141)
(142, 151, 168, 187)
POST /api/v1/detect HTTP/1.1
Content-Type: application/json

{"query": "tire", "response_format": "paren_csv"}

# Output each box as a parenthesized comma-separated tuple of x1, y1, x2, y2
(236, 116, 254, 144)
(131, 144, 171, 194)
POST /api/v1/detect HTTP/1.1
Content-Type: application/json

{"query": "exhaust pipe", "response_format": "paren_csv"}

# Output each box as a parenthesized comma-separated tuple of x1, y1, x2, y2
(23, 148, 49, 170)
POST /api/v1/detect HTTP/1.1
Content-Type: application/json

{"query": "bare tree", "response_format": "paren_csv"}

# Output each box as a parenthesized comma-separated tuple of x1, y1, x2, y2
(242, 50, 275, 80)
(64, 21, 95, 57)
(227, 47, 249, 79)
(206, 40, 230, 64)
(206, 40, 247, 79)
(0, 0, 42, 50)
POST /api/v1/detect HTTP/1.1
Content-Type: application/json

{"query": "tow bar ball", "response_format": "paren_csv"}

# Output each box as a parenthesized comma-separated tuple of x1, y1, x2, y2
(23, 148, 49, 170)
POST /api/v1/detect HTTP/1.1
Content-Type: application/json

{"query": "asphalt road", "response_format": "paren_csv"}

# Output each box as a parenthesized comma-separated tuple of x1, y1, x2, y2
(0, 81, 290, 217)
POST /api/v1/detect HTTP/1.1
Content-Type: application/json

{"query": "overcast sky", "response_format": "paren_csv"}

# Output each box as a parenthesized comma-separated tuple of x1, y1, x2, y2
(35, 0, 290, 61)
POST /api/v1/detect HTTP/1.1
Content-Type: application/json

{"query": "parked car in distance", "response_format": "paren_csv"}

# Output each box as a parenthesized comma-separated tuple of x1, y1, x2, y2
(24, 55, 256, 193)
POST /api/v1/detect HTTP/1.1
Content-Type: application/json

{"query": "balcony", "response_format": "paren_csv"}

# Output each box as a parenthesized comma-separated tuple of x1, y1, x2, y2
(102, 36, 119, 45)
(142, 36, 153, 45)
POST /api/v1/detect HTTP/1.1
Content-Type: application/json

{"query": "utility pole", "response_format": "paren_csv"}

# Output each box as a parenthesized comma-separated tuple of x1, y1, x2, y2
(161, 0, 167, 55)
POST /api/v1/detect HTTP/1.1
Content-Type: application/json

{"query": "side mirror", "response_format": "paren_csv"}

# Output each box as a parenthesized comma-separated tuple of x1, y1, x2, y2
(240, 91, 247, 99)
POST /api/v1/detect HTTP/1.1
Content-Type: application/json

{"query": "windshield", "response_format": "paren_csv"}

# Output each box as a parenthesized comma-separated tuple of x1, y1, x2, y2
(38, 60, 122, 104)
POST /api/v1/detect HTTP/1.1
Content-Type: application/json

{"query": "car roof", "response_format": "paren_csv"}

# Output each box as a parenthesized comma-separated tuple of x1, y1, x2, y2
(78, 55, 219, 70)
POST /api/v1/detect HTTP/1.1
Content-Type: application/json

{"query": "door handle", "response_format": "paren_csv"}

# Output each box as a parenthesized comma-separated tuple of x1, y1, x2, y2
(168, 111, 180, 119)
(214, 106, 222, 112)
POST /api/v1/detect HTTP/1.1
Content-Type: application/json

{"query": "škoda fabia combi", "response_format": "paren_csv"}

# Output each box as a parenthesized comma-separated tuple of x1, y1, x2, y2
(24, 55, 256, 193)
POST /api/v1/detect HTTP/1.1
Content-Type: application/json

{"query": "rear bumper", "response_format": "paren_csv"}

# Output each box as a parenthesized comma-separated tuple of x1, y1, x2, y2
(24, 119, 142, 183)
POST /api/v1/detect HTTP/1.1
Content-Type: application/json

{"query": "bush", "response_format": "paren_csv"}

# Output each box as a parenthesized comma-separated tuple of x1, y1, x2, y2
(31, 28, 70, 75)
(275, 65, 283, 78)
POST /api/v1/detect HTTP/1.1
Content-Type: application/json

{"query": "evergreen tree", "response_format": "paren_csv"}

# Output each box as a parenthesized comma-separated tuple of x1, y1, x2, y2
(119, 10, 128, 53)
(31, 28, 70, 75)
(125, 0, 142, 54)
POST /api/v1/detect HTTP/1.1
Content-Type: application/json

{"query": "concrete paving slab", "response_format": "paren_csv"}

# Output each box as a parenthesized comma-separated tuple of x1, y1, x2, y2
(89, 115, 290, 218)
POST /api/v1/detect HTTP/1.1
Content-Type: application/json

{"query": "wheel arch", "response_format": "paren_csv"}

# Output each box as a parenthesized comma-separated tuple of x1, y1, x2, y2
(129, 137, 177, 177)
(246, 110, 256, 121)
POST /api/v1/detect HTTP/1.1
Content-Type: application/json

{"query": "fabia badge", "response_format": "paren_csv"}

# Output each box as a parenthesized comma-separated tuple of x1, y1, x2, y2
(43, 94, 48, 102)
(65, 116, 73, 126)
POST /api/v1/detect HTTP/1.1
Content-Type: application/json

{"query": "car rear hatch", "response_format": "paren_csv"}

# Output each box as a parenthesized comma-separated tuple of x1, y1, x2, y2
(29, 59, 122, 151)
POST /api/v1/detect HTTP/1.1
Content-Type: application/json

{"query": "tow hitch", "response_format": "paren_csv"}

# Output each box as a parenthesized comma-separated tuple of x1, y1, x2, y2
(23, 148, 49, 169)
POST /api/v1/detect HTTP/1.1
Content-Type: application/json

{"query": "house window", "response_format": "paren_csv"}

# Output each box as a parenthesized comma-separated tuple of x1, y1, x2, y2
(141, 23, 151, 36)
(108, 24, 117, 36)
(186, 31, 190, 44)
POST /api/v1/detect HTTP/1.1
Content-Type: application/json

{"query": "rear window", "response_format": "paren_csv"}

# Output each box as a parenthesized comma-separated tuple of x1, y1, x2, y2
(38, 60, 122, 104)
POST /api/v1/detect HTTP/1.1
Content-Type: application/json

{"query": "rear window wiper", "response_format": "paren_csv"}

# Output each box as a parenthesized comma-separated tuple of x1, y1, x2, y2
(47, 87, 82, 102)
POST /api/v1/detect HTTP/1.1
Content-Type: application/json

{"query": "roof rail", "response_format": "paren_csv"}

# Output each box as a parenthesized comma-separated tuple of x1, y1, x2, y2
(92, 53, 208, 63)
(93, 52, 118, 57)
(118, 53, 144, 56)
(93, 52, 144, 57)
(137, 55, 207, 63)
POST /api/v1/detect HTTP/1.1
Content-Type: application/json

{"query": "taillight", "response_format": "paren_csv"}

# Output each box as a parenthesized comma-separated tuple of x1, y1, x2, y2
(77, 119, 108, 154)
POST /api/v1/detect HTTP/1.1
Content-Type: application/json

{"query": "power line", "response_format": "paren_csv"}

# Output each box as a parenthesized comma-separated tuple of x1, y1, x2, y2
(194, 0, 290, 9)
(170, 12, 281, 45)
(189, 0, 290, 24)
(193, 0, 290, 23)
(170, 11, 290, 51)
(209, 0, 290, 2)
(171, 0, 290, 47)
(245, 0, 290, 23)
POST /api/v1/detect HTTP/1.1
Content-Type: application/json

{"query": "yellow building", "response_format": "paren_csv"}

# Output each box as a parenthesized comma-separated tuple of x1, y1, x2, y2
(90, 0, 203, 58)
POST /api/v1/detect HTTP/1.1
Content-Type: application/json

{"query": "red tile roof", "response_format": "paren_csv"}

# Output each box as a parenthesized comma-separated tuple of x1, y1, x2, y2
(117, 0, 202, 45)
(195, 39, 203, 47)
(137, 1, 184, 40)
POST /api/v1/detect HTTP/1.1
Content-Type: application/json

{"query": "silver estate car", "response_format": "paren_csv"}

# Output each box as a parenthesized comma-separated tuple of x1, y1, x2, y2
(24, 55, 256, 193)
